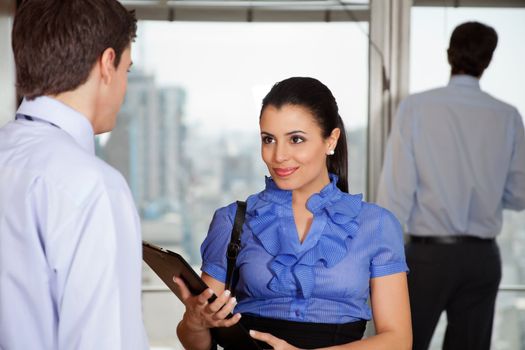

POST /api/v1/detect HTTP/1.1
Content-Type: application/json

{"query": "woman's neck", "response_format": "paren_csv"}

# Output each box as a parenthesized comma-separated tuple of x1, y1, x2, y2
(291, 171, 331, 209)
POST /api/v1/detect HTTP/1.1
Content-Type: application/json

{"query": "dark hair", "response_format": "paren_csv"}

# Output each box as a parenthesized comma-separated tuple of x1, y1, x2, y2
(12, 0, 137, 99)
(260, 77, 349, 193)
(447, 21, 498, 77)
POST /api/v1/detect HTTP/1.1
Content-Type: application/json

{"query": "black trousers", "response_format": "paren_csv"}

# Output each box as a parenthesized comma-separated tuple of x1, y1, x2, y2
(406, 239, 502, 350)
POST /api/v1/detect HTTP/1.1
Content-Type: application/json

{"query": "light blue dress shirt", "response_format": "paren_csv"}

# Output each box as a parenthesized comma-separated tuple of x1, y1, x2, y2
(201, 174, 408, 323)
(0, 97, 148, 349)
(377, 75, 525, 238)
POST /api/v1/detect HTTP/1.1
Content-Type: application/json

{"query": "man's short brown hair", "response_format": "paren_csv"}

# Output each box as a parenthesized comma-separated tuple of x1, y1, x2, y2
(12, 0, 137, 99)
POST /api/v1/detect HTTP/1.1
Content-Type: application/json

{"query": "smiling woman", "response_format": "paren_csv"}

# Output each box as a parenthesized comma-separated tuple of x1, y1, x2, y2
(174, 77, 412, 350)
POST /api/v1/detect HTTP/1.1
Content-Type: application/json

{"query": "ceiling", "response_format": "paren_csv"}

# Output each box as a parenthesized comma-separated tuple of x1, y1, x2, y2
(119, 0, 525, 21)
(120, 0, 371, 21)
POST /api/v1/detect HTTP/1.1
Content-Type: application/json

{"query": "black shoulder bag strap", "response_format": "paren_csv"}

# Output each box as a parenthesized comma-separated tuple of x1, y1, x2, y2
(225, 200, 247, 294)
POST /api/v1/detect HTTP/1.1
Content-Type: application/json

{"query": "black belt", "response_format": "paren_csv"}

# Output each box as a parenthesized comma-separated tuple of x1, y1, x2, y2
(409, 235, 494, 244)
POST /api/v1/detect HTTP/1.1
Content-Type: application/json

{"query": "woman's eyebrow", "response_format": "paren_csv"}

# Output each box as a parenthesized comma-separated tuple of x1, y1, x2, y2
(285, 130, 306, 135)
(260, 130, 306, 136)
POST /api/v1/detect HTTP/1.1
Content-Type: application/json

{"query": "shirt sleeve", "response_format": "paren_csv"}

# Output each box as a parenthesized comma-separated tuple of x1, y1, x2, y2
(47, 173, 145, 350)
(1, 163, 146, 349)
(376, 98, 417, 226)
(200, 204, 236, 283)
(53, 189, 123, 349)
(503, 109, 525, 211)
(370, 208, 409, 278)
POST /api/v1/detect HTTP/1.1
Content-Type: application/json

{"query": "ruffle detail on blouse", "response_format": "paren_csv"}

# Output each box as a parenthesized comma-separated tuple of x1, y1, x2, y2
(246, 175, 363, 298)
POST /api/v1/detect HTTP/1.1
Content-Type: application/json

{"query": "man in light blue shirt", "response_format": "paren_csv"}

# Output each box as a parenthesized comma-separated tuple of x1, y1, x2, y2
(378, 22, 525, 350)
(0, 1, 148, 349)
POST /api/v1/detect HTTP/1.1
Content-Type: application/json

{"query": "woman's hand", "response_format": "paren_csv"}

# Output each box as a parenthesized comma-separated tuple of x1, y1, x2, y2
(173, 276, 242, 332)
(249, 330, 301, 350)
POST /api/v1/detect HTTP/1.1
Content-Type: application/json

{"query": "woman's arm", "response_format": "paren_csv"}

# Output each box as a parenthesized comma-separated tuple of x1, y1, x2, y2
(344, 272, 412, 350)
(176, 273, 241, 350)
(250, 272, 412, 350)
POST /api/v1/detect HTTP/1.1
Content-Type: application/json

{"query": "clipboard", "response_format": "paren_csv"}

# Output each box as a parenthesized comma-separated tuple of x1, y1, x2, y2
(142, 241, 264, 350)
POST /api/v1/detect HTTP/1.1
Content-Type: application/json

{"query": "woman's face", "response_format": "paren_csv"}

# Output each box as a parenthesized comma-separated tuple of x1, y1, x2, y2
(260, 104, 339, 195)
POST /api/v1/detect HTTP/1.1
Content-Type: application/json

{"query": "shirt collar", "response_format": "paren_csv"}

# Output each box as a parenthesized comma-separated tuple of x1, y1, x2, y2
(16, 96, 95, 154)
(261, 173, 340, 208)
(448, 74, 481, 90)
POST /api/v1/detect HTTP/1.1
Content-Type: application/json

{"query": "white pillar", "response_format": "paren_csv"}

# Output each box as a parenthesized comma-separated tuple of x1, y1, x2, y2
(0, 2, 16, 127)
(367, 0, 412, 201)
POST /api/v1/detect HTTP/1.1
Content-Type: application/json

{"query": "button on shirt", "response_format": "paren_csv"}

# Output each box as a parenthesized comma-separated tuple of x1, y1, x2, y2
(0, 97, 148, 349)
(377, 75, 525, 237)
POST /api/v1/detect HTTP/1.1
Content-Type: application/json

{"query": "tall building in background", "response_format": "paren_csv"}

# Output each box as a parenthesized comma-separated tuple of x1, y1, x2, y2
(157, 87, 192, 256)
(158, 87, 187, 214)
(101, 70, 155, 211)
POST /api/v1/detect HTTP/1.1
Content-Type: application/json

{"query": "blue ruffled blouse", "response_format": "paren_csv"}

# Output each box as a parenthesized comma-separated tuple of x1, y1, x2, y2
(201, 174, 408, 323)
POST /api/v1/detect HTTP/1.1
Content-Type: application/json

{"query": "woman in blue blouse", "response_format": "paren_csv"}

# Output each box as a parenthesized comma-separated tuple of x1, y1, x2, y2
(175, 77, 412, 350)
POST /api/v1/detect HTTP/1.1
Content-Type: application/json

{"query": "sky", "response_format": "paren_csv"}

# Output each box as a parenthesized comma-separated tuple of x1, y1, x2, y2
(133, 21, 369, 134)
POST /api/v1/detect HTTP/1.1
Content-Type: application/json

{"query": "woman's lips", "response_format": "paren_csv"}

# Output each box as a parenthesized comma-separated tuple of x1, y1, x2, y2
(273, 167, 298, 177)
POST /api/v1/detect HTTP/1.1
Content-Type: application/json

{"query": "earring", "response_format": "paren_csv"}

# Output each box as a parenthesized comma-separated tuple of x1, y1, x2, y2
(327, 149, 335, 156)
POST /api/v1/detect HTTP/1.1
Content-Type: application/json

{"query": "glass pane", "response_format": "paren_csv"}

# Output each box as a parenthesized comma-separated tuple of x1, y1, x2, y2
(427, 290, 525, 350)
(96, 20, 369, 348)
(410, 7, 525, 350)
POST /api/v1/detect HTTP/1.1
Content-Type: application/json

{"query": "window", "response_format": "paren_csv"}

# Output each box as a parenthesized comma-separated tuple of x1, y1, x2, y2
(96, 20, 370, 348)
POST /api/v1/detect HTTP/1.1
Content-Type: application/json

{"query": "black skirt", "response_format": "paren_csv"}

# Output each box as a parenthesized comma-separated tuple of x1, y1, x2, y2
(228, 314, 366, 349)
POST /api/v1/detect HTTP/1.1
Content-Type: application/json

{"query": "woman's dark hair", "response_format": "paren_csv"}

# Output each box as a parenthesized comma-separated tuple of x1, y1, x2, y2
(260, 77, 349, 193)
(12, 0, 137, 99)
(447, 21, 498, 77)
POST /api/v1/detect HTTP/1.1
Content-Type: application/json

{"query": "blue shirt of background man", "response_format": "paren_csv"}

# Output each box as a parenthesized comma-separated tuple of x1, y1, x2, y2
(201, 174, 408, 323)
(377, 75, 525, 237)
